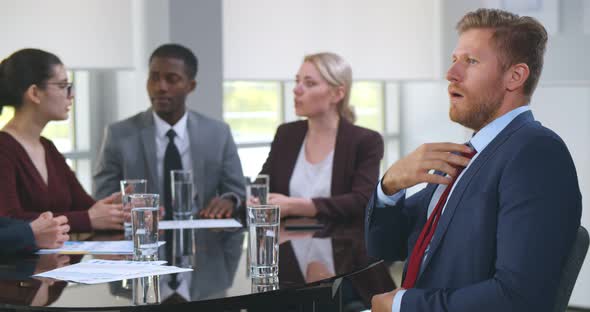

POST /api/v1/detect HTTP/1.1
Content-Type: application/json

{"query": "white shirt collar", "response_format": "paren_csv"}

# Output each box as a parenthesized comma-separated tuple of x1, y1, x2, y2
(152, 111, 188, 141)
(470, 105, 530, 154)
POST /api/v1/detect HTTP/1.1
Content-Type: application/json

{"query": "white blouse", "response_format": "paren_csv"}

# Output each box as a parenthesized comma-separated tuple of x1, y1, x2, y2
(289, 139, 334, 199)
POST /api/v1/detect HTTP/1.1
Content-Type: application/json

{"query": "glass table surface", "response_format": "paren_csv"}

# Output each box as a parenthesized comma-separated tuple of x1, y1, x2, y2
(0, 219, 394, 311)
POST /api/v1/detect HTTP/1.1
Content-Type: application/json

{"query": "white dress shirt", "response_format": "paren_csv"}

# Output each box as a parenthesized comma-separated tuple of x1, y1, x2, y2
(289, 138, 334, 199)
(153, 111, 193, 189)
(291, 237, 336, 280)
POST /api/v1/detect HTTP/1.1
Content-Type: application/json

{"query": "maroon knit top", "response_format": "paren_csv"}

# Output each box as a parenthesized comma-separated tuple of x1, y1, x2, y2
(0, 132, 94, 232)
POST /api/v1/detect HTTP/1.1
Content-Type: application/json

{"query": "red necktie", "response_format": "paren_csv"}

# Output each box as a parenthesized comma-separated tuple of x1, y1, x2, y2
(401, 148, 477, 289)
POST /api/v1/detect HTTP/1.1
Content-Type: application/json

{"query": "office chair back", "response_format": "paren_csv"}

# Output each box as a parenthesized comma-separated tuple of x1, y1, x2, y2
(553, 226, 589, 312)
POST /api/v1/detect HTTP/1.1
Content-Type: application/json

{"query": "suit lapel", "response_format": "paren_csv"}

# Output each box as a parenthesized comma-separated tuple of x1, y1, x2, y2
(331, 119, 351, 195)
(140, 111, 160, 194)
(187, 112, 205, 208)
(277, 121, 307, 195)
(418, 111, 535, 277)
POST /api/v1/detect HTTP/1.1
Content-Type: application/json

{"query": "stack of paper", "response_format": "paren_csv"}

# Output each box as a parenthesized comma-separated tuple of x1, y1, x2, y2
(34, 259, 192, 284)
(159, 219, 242, 229)
(36, 241, 166, 255)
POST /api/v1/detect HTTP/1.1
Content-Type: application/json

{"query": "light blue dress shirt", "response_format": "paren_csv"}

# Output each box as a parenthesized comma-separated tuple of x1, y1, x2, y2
(379, 105, 531, 312)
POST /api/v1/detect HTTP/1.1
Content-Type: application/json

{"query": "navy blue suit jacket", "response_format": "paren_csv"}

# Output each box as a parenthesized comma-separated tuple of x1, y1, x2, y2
(366, 111, 582, 311)
(0, 217, 36, 254)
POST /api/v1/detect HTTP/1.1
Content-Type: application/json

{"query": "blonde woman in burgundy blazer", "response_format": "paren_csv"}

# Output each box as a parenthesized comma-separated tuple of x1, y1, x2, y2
(259, 52, 383, 220)
(260, 118, 383, 220)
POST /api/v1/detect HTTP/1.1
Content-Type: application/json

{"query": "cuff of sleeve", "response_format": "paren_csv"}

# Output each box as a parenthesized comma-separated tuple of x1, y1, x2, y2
(66, 211, 93, 233)
(377, 179, 406, 207)
(220, 192, 241, 210)
(391, 289, 406, 312)
(24, 223, 38, 252)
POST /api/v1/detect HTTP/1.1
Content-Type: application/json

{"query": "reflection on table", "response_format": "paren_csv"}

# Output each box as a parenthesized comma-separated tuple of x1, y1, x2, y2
(278, 220, 396, 307)
(0, 254, 80, 308)
(107, 228, 245, 304)
(0, 219, 395, 311)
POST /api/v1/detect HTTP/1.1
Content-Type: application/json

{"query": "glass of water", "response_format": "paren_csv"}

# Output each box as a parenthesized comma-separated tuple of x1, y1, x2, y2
(132, 275, 160, 305)
(251, 275, 279, 293)
(248, 204, 280, 278)
(254, 174, 269, 189)
(247, 183, 269, 206)
(171, 170, 193, 220)
(130, 194, 160, 261)
(121, 179, 147, 230)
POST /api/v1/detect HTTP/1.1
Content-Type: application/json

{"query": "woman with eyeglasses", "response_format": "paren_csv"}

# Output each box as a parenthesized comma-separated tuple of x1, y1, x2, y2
(0, 48, 123, 232)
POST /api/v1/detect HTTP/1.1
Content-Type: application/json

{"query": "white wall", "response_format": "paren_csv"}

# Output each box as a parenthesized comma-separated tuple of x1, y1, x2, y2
(170, 0, 223, 120)
(223, 0, 441, 80)
(0, 0, 134, 69)
(440, 0, 590, 82)
(115, 0, 170, 121)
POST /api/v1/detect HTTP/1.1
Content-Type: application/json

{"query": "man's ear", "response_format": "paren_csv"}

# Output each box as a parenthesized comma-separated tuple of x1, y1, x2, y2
(506, 63, 530, 92)
(189, 80, 197, 92)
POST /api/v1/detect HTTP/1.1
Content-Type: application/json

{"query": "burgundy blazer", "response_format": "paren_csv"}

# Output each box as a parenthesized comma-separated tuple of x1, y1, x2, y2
(0, 133, 94, 232)
(259, 119, 383, 220)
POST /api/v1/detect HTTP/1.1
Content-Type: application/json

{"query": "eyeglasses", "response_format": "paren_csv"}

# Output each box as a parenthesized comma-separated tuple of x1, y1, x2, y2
(44, 82, 75, 97)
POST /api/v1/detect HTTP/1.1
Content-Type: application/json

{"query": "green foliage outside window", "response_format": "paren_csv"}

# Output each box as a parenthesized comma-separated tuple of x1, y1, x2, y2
(223, 81, 282, 143)
(350, 81, 383, 133)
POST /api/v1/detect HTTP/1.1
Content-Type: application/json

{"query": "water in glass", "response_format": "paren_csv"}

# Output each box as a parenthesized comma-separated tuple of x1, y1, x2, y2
(172, 181, 193, 219)
(132, 207, 159, 260)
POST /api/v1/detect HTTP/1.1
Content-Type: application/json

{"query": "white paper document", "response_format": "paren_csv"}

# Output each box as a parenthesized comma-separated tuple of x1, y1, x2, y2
(34, 259, 193, 284)
(36, 241, 166, 255)
(159, 219, 242, 230)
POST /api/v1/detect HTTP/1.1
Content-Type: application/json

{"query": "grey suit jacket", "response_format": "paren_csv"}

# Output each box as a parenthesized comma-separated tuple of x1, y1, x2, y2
(93, 109, 245, 212)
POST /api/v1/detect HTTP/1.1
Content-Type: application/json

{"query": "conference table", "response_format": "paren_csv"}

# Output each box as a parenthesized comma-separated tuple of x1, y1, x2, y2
(0, 218, 395, 311)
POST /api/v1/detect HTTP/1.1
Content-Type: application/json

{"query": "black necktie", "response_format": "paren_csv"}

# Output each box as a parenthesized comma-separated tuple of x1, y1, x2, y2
(164, 129, 182, 220)
(168, 273, 180, 290)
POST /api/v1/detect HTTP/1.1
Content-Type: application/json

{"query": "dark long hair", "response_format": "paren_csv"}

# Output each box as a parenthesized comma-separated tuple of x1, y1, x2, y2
(0, 48, 62, 114)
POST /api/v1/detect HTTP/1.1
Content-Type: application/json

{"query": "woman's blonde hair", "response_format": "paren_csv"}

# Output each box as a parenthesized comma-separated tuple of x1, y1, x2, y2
(303, 52, 355, 123)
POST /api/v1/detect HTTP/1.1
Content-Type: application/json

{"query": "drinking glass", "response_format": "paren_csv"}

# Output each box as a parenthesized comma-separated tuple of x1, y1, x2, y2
(131, 194, 160, 261)
(171, 170, 194, 220)
(132, 275, 160, 305)
(248, 204, 280, 278)
(120, 179, 147, 230)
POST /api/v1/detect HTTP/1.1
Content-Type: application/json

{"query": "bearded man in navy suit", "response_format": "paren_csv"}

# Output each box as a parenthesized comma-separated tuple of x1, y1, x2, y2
(368, 8, 581, 312)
